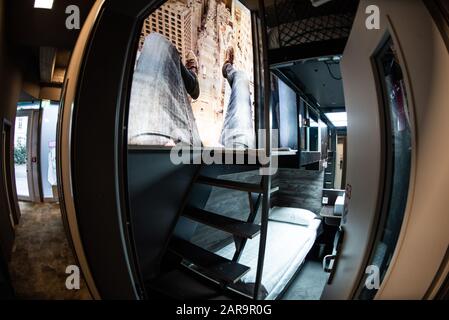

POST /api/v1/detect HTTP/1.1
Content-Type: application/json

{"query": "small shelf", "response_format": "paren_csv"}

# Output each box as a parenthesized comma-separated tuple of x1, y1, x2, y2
(320, 206, 342, 227)
(319, 206, 342, 219)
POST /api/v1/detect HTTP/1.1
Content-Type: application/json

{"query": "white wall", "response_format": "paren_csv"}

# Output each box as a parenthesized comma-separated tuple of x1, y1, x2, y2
(322, 0, 449, 299)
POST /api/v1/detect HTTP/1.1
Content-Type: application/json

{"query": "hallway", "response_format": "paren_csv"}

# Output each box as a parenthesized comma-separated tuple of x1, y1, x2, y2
(8, 202, 91, 299)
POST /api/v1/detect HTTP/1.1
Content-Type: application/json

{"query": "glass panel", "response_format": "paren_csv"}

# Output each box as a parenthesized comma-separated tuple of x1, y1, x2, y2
(309, 113, 319, 152)
(299, 99, 307, 151)
(14, 115, 29, 197)
(335, 137, 345, 189)
(40, 101, 59, 199)
(319, 119, 328, 159)
(359, 36, 412, 299)
(278, 78, 298, 149)
(127, 0, 256, 149)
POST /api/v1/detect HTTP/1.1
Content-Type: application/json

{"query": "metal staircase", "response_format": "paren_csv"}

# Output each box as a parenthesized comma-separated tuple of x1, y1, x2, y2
(168, 166, 273, 300)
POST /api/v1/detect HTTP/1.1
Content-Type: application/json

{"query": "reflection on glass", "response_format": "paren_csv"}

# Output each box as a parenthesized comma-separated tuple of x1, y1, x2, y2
(40, 101, 59, 199)
(14, 116, 29, 197)
(127, 0, 256, 149)
(359, 37, 412, 299)
(309, 114, 319, 152)
(299, 99, 307, 151)
(320, 119, 328, 159)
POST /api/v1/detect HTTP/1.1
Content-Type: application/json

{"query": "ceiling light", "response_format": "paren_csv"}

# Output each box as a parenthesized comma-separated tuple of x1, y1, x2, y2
(325, 112, 347, 128)
(34, 0, 54, 9)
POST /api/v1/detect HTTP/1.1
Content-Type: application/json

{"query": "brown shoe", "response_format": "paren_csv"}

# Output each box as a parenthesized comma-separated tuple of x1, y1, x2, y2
(222, 46, 234, 78)
(185, 50, 199, 75)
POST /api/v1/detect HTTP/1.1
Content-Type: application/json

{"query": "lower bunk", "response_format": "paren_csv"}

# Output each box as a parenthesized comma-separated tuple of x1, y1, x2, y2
(146, 206, 324, 300)
(215, 207, 322, 300)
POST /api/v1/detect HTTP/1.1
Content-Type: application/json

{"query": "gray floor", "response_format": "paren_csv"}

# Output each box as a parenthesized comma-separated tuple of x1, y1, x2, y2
(282, 260, 329, 300)
(9, 202, 91, 299)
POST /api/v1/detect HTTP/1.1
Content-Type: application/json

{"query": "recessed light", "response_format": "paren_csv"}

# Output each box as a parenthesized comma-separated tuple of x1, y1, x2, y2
(325, 112, 347, 128)
(34, 0, 54, 9)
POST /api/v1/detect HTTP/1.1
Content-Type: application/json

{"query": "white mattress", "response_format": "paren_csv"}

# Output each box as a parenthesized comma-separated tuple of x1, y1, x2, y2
(215, 210, 321, 300)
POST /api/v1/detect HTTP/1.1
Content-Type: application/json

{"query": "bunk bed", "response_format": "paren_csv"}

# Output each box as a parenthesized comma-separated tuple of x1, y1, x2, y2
(215, 207, 322, 300)
(264, 0, 358, 65)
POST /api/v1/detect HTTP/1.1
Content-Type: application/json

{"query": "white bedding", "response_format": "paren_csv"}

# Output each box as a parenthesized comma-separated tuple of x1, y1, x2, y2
(215, 208, 321, 300)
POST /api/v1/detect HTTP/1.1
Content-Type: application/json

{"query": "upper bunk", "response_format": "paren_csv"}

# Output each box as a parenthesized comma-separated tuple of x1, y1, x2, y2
(264, 0, 359, 66)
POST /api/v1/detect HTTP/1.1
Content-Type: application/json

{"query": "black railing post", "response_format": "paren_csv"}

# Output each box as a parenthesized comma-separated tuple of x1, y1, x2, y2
(253, 0, 273, 300)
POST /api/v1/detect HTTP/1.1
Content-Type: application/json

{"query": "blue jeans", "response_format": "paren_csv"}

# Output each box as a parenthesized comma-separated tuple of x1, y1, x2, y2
(220, 64, 255, 149)
(128, 33, 201, 146)
(128, 33, 254, 148)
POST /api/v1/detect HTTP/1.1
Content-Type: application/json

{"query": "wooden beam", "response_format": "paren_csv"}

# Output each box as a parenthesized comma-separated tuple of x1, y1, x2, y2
(39, 86, 61, 101)
(39, 46, 56, 83)
(52, 67, 66, 84)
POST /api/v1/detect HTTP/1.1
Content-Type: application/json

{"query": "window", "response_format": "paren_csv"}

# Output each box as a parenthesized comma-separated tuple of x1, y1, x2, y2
(358, 36, 412, 299)
(129, 0, 255, 148)
(308, 110, 320, 152)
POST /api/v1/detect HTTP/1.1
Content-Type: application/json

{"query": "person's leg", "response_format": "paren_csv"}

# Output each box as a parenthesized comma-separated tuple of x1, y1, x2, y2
(128, 33, 201, 146)
(220, 48, 255, 149)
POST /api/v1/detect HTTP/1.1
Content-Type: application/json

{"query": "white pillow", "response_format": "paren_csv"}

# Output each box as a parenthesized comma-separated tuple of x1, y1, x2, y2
(269, 206, 317, 226)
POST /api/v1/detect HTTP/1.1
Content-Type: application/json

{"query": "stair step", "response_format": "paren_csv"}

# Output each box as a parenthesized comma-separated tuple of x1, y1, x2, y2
(197, 176, 263, 193)
(270, 186, 279, 194)
(169, 237, 250, 283)
(184, 207, 260, 239)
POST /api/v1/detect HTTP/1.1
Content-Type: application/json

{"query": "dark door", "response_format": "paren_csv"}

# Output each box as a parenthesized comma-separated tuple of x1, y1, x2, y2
(1, 119, 16, 260)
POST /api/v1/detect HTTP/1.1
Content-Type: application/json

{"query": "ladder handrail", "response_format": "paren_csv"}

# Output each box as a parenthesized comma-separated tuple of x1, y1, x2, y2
(253, 174, 271, 299)
(252, 0, 273, 300)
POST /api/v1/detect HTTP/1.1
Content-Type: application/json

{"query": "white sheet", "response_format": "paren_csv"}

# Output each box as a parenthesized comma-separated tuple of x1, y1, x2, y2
(215, 210, 321, 300)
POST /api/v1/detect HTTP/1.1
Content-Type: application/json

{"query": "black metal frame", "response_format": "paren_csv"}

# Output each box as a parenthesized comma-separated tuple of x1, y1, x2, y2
(69, 0, 273, 300)
(265, 0, 359, 64)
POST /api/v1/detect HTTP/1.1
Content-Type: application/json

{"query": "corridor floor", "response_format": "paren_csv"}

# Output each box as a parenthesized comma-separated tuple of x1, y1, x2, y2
(9, 202, 91, 299)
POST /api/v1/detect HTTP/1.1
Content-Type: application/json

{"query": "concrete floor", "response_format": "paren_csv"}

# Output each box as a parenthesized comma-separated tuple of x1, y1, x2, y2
(283, 260, 328, 300)
(9, 202, 91, 300)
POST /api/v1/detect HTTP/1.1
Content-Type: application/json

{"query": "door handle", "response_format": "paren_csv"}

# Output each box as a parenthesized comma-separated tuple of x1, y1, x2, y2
(323, 254, 336, 273)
